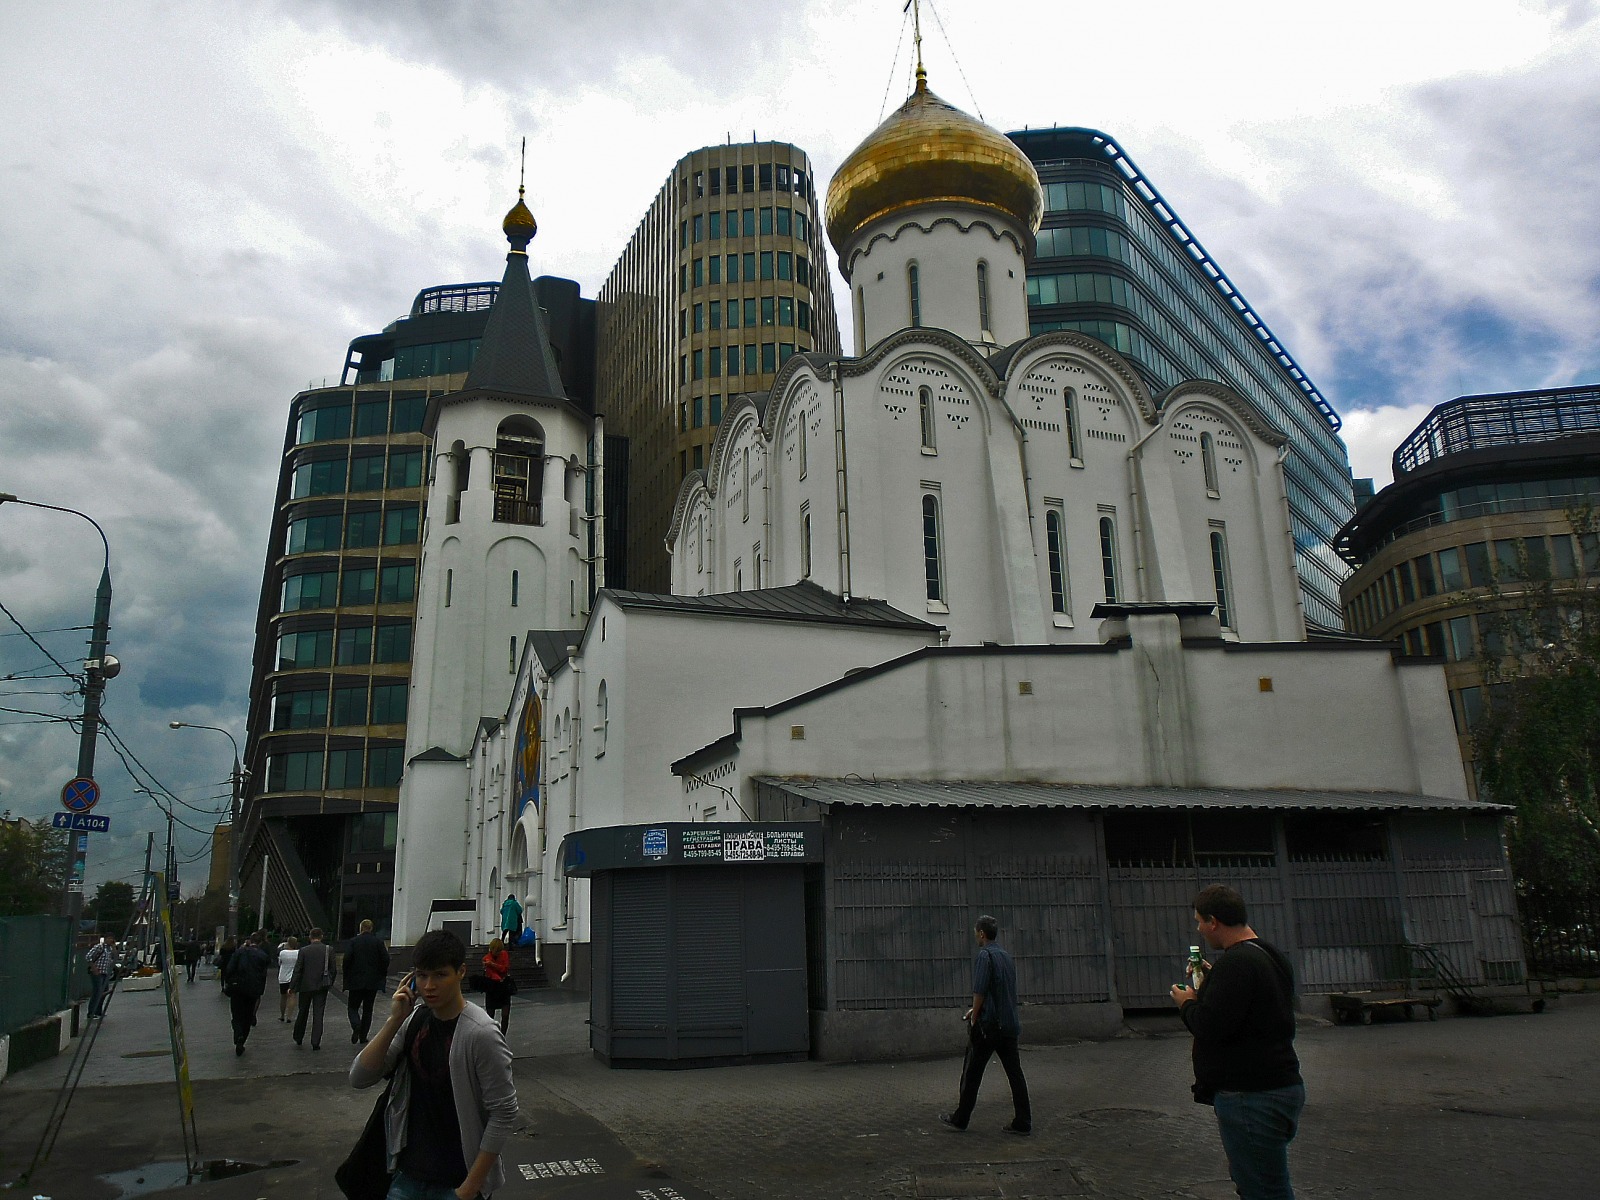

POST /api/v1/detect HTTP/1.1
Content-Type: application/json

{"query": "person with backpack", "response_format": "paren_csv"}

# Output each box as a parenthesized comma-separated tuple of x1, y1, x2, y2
(222, 931, 271, 1056)
(350, 929, 519, 1198)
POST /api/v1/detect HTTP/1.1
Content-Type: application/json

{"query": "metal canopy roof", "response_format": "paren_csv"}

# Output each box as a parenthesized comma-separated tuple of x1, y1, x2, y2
(754, 777, 1509, 813)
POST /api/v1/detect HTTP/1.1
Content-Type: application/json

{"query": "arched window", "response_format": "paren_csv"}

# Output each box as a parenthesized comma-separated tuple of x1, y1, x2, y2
(1099, 514, 1120, 603)
(923, 493, 944, 604)
(741, 446, 751, 521)
(509, 635, 517, 674)
(856, 286, 866, 350)
(797, 410, 808, 479)
(908, 263, 921, 328)
(919, 386, 937, 452)
(1210, 528, 1234, 629)
(494, 416, 545, 525)
(800, 502, 812, 579)
(445, 568, 453, 607)
(447, 440, 468, 524)
(593, 680, 608, 757)
(552, 713, 563, 775)
(734, 559, 743, 591)
(510, 570, 519, 608)
(1064, 388, 1083, 462)
(1200, 431, 1219, 494)
(1046, 509, 1068, 614)
(977, 261, 991, 335)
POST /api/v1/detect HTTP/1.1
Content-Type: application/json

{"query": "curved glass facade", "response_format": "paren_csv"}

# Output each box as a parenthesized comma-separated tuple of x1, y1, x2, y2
(1010, 128, 1355, 629)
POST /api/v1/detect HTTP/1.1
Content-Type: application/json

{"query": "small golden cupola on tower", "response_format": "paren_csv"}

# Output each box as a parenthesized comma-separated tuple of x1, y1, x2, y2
(502, 186, 537, 253)
(824, 68, 1043, 262)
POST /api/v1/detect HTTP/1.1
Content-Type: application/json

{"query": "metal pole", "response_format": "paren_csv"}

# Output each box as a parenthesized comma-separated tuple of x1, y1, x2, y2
(168, 722, 242, 939)
(258, 853, 270, 936)
(0, 496, 114, 927)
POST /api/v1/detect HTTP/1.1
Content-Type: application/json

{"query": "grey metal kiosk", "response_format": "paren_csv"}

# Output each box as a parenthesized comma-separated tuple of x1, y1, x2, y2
(560, 822, 821, 1068)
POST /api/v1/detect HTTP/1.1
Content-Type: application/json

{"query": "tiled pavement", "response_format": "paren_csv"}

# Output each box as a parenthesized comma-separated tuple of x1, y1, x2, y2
(2, 977, 1595, 1199)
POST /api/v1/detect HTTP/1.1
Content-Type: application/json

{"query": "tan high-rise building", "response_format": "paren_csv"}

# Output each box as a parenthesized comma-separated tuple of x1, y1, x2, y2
(597, 142, 842, 592)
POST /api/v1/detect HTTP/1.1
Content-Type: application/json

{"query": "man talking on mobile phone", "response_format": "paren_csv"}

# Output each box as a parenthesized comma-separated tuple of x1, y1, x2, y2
(351, 929, 520, 1199)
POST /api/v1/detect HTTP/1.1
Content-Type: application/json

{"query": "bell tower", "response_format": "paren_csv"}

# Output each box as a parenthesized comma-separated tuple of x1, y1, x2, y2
(392, 186, 600, 943)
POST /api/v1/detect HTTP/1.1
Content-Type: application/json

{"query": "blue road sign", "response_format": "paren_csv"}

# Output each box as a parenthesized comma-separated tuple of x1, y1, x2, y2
(61, 776, 100, 813)
(51, 812, 111, 833)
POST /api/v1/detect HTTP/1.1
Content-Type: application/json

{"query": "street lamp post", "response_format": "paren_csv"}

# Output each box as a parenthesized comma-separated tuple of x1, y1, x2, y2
(0, 493, 118, 924)
(169, 722, 244, 938)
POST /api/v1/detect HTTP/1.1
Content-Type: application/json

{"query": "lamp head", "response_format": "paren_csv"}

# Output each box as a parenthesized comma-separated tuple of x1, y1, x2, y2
(169, 721, 183, 729)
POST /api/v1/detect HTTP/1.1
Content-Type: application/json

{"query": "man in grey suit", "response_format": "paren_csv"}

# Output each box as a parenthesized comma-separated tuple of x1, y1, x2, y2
(290, 927, 332, 1050)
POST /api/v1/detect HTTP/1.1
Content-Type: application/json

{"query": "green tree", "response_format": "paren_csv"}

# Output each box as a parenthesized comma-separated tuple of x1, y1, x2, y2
(0, 813, 71, 915)
(89, 879, 136, 935)
(1474, 512, 1600, 896)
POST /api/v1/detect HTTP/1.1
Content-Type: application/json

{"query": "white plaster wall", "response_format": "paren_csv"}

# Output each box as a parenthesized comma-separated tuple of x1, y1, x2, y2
(702, 630, 1463, 802)
(845, 207, 1031, 349)
(392, 756, 472, 943)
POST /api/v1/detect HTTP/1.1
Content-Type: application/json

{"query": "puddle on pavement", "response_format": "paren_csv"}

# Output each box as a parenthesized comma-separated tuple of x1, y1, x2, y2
(96, 1158, 297, 1197)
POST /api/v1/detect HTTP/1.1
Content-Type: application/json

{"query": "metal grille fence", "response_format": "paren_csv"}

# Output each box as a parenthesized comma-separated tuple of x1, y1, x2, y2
(1521, 891, 1600, 978)
(829, 855, 1106, 1010)
(0, 916, 74, 1035)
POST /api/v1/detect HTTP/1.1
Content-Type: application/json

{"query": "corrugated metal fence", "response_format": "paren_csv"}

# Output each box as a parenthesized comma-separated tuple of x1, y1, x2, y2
(0, 916, 75, 1035)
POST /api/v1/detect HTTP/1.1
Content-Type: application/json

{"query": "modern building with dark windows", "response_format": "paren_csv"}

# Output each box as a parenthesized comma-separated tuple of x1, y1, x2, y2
(1336, 382, 1600, 793)
(1007, 127, 1355, 629)
(596, 141, 843, 593)
(240, 277, 597, 940)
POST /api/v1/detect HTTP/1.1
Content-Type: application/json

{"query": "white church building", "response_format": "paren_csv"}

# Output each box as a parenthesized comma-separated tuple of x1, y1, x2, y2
(392, 70, 1519, 1056)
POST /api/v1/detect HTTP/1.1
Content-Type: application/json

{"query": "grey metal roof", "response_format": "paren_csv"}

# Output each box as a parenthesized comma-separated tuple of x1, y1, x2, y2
(754, 777, 1509, 813)
(526, 628, 586, 673)
(462, 248, 568, 401)
(600, 580, 938, 631)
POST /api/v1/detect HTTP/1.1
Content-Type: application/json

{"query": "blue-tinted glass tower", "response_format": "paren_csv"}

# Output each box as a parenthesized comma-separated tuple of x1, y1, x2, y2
(1008, 128, 1354, 629)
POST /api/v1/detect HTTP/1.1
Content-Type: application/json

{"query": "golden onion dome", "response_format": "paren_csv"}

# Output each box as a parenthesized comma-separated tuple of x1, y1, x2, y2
(502, 187, 537, 251)
(825, 72, 1042, 260)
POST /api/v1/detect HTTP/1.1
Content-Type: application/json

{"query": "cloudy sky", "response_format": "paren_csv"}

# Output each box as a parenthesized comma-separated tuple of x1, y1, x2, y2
(2, 0, 1597, 893)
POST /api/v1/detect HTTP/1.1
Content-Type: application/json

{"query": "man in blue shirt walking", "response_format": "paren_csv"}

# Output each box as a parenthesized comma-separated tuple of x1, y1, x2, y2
(941, 914, 1031, 1135)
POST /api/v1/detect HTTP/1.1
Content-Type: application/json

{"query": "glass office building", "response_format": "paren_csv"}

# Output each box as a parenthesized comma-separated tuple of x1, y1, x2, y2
(240, 279, 597, 939)
(1008, 127, 1354, 629)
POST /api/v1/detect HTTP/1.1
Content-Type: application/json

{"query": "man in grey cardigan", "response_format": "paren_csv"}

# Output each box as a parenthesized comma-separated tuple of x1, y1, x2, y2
(350, 929, 519, 1199)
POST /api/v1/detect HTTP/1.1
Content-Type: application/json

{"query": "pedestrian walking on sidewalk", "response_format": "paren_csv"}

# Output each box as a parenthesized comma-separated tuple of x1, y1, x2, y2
(350, 929, 520, 1199)
(276, 937, 300, 1022)
(85, 935, 115, 1019)
(215, 937, 236, 995)
(344, 918, 390, 1044)
(940, 915, 1031, 1135)
(482, 937, 513, 1035)
(222, 931, 271, 1055)
(1171, 884, 1304, 1200)
(291, 927, 333, 1051)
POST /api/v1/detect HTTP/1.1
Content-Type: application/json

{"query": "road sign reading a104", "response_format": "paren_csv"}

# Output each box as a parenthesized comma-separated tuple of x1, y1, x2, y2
(51, 812, 111, 833)
(60, 776, 100, 813)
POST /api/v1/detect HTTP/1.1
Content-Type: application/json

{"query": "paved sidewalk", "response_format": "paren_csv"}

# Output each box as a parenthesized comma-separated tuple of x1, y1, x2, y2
(2, 984, 1595, 1198)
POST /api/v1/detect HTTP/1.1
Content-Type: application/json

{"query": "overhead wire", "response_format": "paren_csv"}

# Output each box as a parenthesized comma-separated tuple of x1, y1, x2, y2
(925, 0, 984, 121)
(0, 597, 84, 684)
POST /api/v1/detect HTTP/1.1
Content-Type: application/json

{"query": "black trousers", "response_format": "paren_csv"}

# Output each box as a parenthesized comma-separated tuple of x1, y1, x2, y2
(347, 988, 378, 1039)
(228, 991, 260, 1048)
(952, 1023, 1031, 1131)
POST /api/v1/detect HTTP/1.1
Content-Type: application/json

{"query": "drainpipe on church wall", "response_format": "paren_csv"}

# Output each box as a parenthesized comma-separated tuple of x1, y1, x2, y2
(831, 362, 853, 601)
(1126, 419, 1165, 601)
(561, 648, 582, 985)
(1275, 443, 1307, 637)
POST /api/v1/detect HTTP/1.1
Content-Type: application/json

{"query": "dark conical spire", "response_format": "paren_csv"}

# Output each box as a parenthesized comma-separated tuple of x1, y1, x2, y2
(462, 188, 566, 400)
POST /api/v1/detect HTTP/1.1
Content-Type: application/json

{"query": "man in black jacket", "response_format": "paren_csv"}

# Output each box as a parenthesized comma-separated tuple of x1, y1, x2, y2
(940, 914, 1031, 1135)
(222, 931, 271, 1056)
(342, 918, 390, 1044)
(1171, 884, 1304, 1200)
